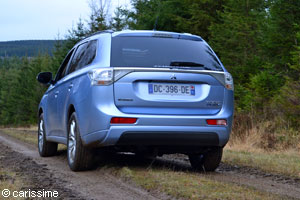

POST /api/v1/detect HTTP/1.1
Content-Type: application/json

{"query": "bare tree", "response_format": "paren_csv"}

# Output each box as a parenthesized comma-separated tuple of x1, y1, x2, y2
(88, 0, 112, 33)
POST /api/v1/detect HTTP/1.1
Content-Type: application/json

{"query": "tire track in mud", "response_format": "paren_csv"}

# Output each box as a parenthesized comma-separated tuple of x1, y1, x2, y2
(0, 145, 84, 200)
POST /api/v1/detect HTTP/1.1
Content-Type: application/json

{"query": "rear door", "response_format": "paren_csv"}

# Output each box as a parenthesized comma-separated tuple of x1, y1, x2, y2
(45, 49, 74, 136)
(57, 40, 98, 136)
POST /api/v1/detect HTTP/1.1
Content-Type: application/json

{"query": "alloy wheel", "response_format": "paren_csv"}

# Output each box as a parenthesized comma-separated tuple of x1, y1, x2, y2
(38, 119, 44, 151)
(68, 120, 77, 164)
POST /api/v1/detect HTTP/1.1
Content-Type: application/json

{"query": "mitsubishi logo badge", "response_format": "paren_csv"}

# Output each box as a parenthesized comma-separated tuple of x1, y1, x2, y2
(171, 74, 177, 80)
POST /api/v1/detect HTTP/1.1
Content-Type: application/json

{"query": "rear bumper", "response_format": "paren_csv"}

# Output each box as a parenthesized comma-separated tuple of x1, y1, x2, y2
(116, 131, 219, 146)
(81, 125, 230, 147)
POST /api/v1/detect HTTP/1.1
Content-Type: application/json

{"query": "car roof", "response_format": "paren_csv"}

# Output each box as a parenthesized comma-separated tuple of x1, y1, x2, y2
(111, 30, 203, 41)
(79, 30, 203, 44)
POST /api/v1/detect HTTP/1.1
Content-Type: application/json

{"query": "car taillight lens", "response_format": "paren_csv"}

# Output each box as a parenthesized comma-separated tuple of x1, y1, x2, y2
(206, 119, 227, 126)
(88, 68, 132, 86)
(224, 72, 234, 90)
(110, 117, 137, 124)
(88, 68, 114, 85)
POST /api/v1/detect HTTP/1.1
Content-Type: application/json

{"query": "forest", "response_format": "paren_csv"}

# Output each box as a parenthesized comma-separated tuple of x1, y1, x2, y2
(0, 40, 55, 57)
(0, 0, 299, 150)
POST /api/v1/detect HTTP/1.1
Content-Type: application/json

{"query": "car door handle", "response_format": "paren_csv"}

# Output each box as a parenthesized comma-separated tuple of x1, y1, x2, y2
(68, 83, 73, 91)
(54, 91, 59, 98)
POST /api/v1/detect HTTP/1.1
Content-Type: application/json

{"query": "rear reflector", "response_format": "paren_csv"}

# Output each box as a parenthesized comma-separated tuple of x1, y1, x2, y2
(110, 117, 137, 124)
(206, 119, 227, 126)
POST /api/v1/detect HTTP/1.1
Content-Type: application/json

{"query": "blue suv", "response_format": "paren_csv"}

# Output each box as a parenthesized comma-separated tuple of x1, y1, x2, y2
(37, 30, 234, 171)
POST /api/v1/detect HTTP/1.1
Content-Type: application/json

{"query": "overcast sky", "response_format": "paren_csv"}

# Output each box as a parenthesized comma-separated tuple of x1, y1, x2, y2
(0, 0, 130, 41)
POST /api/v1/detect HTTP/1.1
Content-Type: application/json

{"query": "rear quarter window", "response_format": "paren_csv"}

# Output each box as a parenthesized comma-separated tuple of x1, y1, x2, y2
(68, 40, 97, 74)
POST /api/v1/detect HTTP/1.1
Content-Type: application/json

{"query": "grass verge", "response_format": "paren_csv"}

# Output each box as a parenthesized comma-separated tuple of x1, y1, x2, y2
(0, 129, 37, 145)
(0, 129, 66, 151)
(0, 168, 24, 200)
(112, 166, 281, 200)
(223, 147, 300, 178)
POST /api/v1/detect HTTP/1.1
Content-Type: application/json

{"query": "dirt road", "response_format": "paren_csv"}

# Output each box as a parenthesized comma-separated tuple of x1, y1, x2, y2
(0, 133, 162, 200)
(0, 131, 300, 199)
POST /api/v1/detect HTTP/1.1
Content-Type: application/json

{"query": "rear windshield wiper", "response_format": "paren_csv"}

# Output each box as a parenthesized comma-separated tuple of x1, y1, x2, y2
(169, 61, 210, 70)
(170, 61, 204, 67)
(170, 61, 221, 71)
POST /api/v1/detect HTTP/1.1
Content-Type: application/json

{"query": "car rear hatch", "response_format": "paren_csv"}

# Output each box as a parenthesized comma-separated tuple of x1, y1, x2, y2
(111, 32, 233, 115)
(113, 68, 227, 115)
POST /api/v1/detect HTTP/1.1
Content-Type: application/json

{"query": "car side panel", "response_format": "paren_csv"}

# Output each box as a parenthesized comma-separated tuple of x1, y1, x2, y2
(44, 85, 60, 136)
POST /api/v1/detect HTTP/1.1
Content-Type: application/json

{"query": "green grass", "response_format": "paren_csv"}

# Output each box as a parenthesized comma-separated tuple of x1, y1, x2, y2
(113, 166, 281, 200)
(223, 149, 300, 178)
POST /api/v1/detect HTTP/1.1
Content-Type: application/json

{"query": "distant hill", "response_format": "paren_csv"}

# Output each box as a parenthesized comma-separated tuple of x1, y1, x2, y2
(0, 40, 57, 57)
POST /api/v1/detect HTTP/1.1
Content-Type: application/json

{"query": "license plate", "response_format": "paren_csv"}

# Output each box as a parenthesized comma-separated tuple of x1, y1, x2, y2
(148, 83, 195, 96)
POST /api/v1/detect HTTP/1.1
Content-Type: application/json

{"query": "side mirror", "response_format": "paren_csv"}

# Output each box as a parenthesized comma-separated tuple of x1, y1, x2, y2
(37, 72, 53, 85)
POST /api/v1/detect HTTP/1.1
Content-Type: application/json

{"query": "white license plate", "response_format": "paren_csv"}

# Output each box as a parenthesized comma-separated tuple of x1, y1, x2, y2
(148, 83, 195, 96)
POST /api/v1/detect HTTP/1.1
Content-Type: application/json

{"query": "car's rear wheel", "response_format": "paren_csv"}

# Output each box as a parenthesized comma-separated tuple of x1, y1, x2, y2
(189, 147, 223, 172)
(38, 113, 58, 157)
(67, 112, 94, 171)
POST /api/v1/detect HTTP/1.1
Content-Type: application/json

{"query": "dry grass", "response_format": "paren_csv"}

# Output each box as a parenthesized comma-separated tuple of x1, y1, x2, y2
(113, 166, 282, 200)
(223, 148, 300, 178)
(0, 126, 38, 131)
(0, 129, 66, 151)
(0, 168, 24, 200)
(0, 129, 37, 145)
(226, 121, 300, 178)
(231, 115, 300, 150)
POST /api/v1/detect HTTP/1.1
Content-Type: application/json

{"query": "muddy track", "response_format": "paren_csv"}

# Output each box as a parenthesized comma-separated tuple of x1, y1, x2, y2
(0, 133, 165, 200)
(0, 132, 300, 199)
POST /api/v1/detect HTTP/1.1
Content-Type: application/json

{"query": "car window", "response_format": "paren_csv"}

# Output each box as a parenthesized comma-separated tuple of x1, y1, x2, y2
(68, 42, 88, 74)
(111, 37, 223, 71)
(84, 40, 97, 66)
(67, 40, 97, 74)
(54, 49, 74, 82)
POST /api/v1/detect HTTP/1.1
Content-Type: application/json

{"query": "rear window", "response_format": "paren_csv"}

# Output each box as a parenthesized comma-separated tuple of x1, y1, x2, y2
(111, 37, 223, 71)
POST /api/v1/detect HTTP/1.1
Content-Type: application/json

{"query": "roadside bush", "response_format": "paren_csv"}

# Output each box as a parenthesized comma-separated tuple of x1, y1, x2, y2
(248, 70, 284, 111)
(272, 80, 300, 128)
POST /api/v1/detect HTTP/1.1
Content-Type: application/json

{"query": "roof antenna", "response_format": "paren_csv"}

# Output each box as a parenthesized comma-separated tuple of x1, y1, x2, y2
(153, 1, 161, 31)
(153, 16, 159, 31)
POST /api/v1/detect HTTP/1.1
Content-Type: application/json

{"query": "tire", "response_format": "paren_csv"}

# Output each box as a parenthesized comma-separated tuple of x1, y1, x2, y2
(189, 147, 223, 172)
(38, 113, 58, 157)
(67, 112, 94, 171)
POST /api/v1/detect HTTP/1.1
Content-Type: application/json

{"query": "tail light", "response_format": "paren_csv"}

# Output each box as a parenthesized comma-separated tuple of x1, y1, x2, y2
(88, 68, 113, 85)
(110, 117, 137, 124)
(88, 68, 131, 86)
(206, 119, 227, 126)
(224, 72, 234, 90)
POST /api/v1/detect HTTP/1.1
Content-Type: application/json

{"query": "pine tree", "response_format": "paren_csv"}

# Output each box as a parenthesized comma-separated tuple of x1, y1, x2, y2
(88, 0, 111, 33)
(263, 0, 300, 71)
(209, 0, 269, 111)
(124, 0, 225, 40)
(111, 6, 127, 31)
